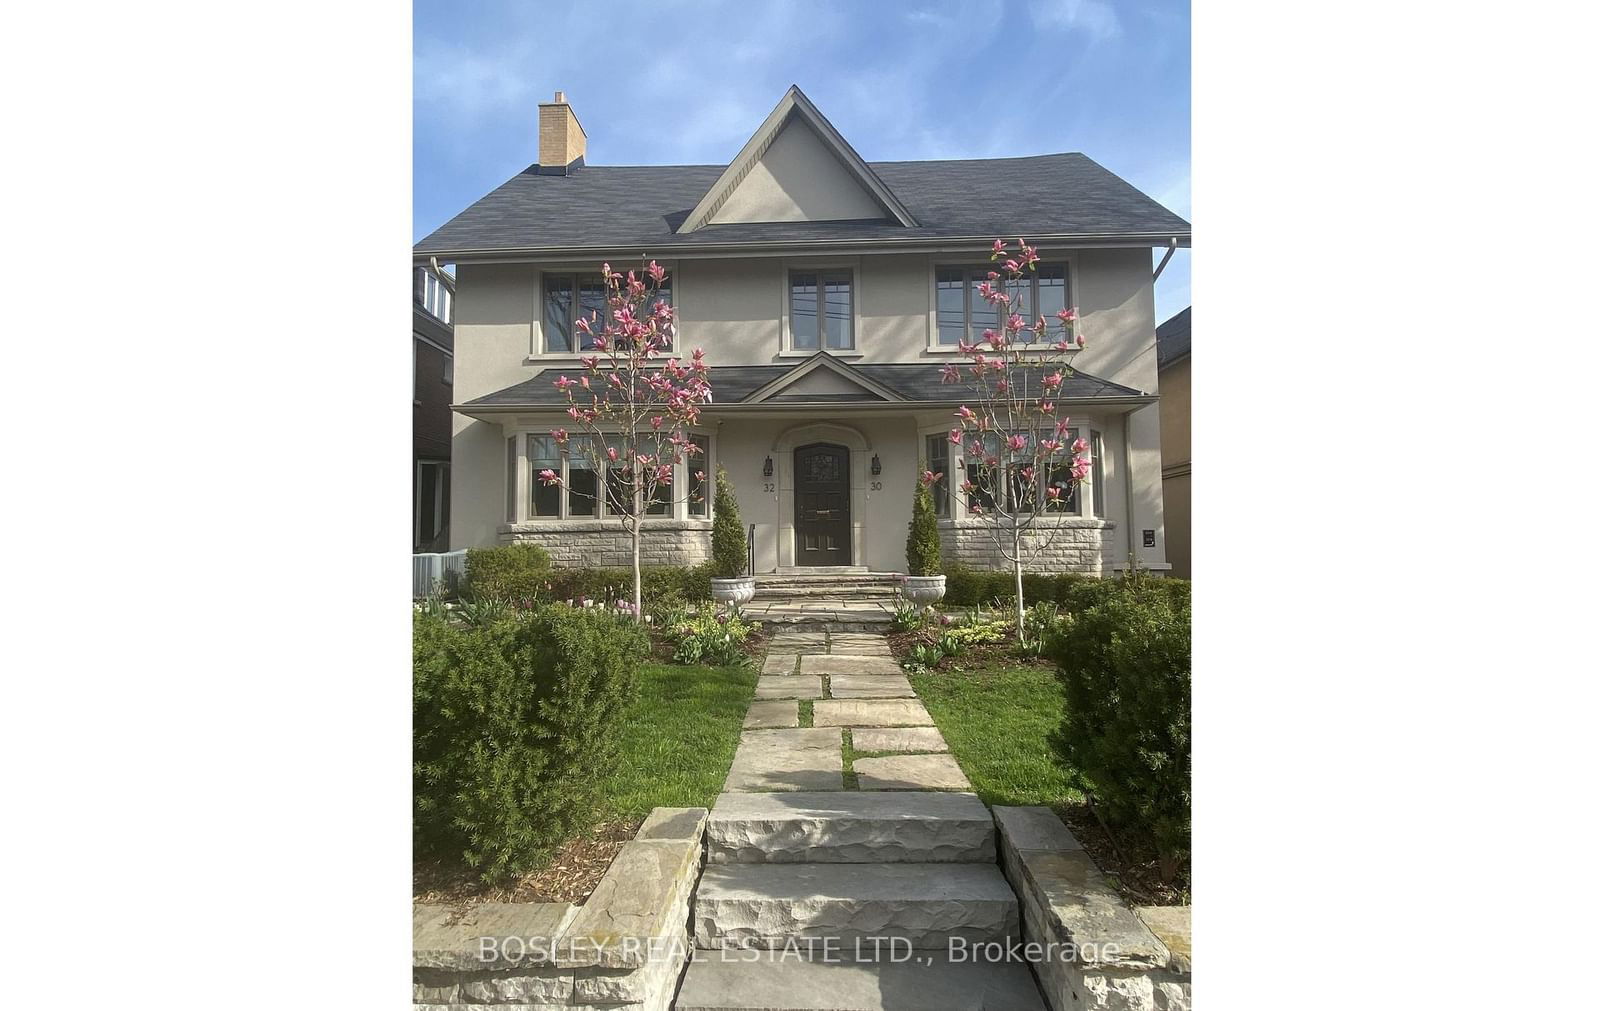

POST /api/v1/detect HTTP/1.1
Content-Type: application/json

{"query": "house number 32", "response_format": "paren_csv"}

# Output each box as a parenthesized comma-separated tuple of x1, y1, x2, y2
(763, 482, 776, 493)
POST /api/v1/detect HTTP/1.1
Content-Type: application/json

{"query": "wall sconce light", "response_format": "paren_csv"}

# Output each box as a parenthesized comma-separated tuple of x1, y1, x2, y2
(870, 454, 882, 476)
(762, 456, 773, 477)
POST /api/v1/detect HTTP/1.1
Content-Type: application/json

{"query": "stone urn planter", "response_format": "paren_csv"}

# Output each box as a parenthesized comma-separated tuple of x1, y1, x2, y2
(902, 574, 947, 606)
(710, 576, 756, 608)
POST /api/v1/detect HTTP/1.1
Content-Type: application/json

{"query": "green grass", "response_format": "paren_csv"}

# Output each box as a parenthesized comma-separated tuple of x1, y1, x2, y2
(909, 665, 1081, 807)
(600, 663, 757, 817)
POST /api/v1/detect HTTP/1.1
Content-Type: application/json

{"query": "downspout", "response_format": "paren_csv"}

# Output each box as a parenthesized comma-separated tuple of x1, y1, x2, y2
(1152, 238, 1178, 282)
(1123, 406, 1142, 575)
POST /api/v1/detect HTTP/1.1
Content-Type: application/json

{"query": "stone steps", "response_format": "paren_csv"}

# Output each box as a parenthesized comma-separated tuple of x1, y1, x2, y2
(692, 862, 1019, 950)
(675, 951, 1047, 1011)
(705, 791, 996, 864)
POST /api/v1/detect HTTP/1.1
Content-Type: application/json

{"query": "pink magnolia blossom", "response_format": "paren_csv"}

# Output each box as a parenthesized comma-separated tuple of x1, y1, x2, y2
(1006, 434, 1029, 452)
(647, 260, 666, 284)
(581, 355, 600, 370)
(1046, 485, 1062, 501)
(955, 405, 976, 422)
(1072, 437, 1090, 455)
(551, 427, 569, 443)
(991, 239, 1006, 255)
(921, 469, 943, 487)
(1041, 372, 1063, 390)
(554, 375, 576, 391)
(940, 364, 962, 384)
(537, 469, 559, 485)
(949, 427, 965, 445)
(1039, 401, 1056, 414)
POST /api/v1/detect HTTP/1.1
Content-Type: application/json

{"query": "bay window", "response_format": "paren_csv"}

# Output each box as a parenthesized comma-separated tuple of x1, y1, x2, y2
(506, 430, 711, 521)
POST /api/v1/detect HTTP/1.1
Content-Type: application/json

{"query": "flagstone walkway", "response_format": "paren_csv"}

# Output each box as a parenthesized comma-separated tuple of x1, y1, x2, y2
(677, 627, 1046, 1010)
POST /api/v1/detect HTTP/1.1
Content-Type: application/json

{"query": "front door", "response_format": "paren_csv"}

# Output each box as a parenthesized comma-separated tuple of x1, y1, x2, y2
(795, 443, 851, 566)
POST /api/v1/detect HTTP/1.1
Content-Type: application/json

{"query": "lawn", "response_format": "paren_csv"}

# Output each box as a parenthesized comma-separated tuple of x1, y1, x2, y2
(414, 661, 753, 906)
(909, 665, 1081, 808)
(600, 662, 757, 816)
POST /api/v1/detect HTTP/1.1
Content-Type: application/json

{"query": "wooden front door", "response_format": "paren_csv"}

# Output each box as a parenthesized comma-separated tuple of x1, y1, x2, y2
(794, 443, 851, 566)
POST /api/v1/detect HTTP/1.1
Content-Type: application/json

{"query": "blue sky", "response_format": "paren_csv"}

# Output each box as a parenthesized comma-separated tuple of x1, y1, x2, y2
(414, 0, 1190, 322)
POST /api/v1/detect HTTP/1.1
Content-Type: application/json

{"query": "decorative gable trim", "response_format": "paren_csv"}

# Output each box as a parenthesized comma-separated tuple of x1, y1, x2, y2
(678, 85, 919, 234)
(741, 352, 906, 404)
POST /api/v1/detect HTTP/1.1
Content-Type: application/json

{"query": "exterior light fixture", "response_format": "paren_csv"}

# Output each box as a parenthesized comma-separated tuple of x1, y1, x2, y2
(871, 454, 882, 476)
(763, 456, 773, 477)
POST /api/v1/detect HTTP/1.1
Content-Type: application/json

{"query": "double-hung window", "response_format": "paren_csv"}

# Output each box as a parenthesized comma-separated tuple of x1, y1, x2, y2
(527, 435, 562, 517)
(543, 271, 673, 353)
(789, 270, 853, 350)
(566, 436, 599, 517)
(688, 434, 710, 517)
(925, 434, 950, 517)
(935, 263, 1068, 346)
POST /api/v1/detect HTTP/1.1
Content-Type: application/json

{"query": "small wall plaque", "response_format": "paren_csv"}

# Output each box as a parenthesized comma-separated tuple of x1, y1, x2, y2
(1142, 529, 1156, 548)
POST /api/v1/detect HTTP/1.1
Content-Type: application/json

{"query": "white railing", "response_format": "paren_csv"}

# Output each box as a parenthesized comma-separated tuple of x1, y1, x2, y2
(413, 550, 468, 598)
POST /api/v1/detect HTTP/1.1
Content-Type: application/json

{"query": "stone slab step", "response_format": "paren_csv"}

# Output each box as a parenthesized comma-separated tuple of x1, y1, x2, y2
(693, 863, 1018, 950)
(705, 791, 995, 864)
(675, 951, 1047, 1010)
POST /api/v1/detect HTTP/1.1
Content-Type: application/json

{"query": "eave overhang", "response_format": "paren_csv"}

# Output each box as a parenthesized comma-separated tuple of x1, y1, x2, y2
(413, 231, 1192, 266)
(453, 394, 1158, 423)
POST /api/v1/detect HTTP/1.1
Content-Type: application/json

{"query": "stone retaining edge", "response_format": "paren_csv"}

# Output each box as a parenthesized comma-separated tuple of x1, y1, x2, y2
(413, 806, 708, 1008)
(992, 806, 1191, 1011)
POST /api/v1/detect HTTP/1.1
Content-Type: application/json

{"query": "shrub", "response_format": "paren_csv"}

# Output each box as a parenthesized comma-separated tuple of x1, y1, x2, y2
(905, 480, 943, 576)
(462, 544, 552, 602)
(941, 565, 1191, 615)
(667, 606, 756, 667)
(537, 565, 713, 609)
(710, 466, 746, 578)
(1048, 592, 1191, 880)
(413, 604, 648, 883)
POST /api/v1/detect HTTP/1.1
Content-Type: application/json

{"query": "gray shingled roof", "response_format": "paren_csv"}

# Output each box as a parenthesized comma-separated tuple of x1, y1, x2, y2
(415, 154, 1190, 255)
(460, 360, 1145, 410)
(1156, 307, 1191, 369)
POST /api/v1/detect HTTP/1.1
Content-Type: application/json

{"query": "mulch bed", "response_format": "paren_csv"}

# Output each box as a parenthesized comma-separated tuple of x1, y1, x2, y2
(1056, 804, 1189, 906)
(413, 818, 642, 913)
(885, 626, 1051, 673)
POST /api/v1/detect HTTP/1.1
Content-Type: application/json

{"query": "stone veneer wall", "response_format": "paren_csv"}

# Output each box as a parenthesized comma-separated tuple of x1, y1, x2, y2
(993, 806, 1191, 1011)
(940, 518, 1116, 574)
(413, 807, 707, 1011)
(498, 520, 712, 568)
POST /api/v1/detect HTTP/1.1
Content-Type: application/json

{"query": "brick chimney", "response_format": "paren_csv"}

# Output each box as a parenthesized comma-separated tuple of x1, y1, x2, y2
(537, 90, 586, 175)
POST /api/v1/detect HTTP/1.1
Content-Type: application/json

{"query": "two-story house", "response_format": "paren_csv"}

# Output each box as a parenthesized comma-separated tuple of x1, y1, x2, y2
(414, 265, 454, 553)
(414, 87, 1190, 575)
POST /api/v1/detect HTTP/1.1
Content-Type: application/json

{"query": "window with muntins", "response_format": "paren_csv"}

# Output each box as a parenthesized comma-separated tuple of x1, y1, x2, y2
(543, 272, 672, 353)
(790, 270, 853, 350)
(925, 434, 950, 517)
(420, 269, 452, 324)
(688, 434, 710, 517)
(935, 263, 1067, 346)
(527, 435, 562, 517)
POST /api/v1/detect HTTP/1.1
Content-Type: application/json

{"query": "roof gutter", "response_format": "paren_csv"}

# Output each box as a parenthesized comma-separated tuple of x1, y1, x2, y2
(415, 232, 1192, 265)
(1152, 237, 1179, 281)
(452, 394, 1159, 419)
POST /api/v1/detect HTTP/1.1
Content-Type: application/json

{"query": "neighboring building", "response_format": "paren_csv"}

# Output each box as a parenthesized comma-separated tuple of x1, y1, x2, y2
(414, 265, 454, 553)
(1156, 307, 1191, 579)
(414, 87, 1190, 574)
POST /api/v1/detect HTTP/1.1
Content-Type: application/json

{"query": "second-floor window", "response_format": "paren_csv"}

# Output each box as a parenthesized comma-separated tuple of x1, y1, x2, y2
(543, 272, 673, 353)
(420, 270, 452, 324)
(936, 263, 1067, 346)
(790, 270, 854, 350)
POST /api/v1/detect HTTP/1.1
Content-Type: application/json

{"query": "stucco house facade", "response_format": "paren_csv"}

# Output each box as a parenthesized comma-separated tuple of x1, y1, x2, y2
(414, 87, 1190, 575)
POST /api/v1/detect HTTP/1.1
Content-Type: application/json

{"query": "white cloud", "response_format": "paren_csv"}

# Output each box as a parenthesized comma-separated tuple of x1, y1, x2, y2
(1027, 0, 1122, 41)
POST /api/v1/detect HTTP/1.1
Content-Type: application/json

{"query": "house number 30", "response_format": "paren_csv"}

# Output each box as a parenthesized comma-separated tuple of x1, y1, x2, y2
(870, 481, 883, 491)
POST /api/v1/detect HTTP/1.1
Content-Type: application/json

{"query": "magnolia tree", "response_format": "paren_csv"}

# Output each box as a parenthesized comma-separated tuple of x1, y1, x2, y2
(929, 238, 1092, 641)
(538, 261, 712, 621)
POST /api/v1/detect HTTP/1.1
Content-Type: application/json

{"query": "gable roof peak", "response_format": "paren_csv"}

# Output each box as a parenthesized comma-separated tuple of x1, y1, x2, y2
(678, 86, 918, 234)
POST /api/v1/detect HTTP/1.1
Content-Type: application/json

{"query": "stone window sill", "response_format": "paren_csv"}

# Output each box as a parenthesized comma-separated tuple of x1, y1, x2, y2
(499, 518, 714, 534)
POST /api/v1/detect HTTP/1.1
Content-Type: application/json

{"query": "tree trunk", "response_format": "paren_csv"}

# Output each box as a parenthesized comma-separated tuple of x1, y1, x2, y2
(1013, 530, 1025, 643)
(631, 526, 644, 623)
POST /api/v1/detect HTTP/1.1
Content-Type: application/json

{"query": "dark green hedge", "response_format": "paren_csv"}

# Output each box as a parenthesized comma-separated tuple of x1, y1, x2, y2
(462, 544, 552, 601)
(543, 565, 712, 608)
(462, 545, 711, 608)
(942, 564, 1190, 614)
(413, 604, 648, 883)
(1047, 590, 1191, 879)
